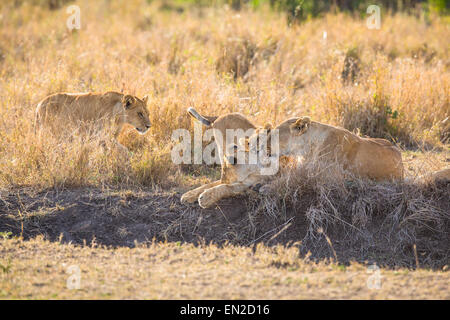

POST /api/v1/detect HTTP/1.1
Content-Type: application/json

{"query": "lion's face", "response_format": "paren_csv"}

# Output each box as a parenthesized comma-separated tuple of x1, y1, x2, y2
(122, 95, 151, 134)
(240, 124, 273, 158)
(223, 143, 260, 182)
(224, 143, 245, 166)
(225, 141, 280, 179)
(244, 117, 311, 157)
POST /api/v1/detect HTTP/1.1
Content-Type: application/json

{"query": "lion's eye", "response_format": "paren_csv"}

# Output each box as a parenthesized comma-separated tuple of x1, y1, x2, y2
(138, 112, 144, 118)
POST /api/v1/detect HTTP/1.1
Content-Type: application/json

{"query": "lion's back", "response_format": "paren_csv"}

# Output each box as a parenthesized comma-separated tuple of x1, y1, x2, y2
(306, 123, 404, 180)
(35, 92, 122, 127)
(352, 137, 403, 180)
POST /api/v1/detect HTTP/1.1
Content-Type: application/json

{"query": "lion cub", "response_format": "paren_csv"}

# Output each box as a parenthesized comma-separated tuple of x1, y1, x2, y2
(35, 91, 151, 150)
(180, 108, 273, 209)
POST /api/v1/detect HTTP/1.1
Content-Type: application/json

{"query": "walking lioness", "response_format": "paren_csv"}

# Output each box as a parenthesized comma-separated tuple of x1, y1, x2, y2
(35, 91, 151, 149)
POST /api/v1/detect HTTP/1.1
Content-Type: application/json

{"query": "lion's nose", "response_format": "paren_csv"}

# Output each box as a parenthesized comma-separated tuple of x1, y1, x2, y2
(226, 156, 237, 165)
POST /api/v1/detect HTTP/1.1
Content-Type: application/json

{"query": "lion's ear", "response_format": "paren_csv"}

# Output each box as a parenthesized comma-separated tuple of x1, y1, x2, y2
(290, 116, 311, 135)
(122, 95, 136, 109)
(263, 123, 272, 132)
(142, 95, 149, 104)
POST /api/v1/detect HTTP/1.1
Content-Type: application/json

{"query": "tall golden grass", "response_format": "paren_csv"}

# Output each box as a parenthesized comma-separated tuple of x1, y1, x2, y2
(0, 0, 448, 189)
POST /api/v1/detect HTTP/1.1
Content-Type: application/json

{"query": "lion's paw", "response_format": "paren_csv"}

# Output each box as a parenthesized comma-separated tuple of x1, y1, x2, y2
(181, 191, 199, 204)
(198, 191, 217, 209)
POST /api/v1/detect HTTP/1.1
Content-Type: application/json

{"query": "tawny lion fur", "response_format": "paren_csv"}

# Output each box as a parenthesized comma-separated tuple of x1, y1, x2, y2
(251, 116, 404, 181)
(35, 91, 151, 146)
(181, 108, 271, 209)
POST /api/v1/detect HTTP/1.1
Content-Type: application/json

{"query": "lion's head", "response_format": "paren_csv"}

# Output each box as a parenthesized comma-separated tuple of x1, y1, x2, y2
(289, 116, 311, 135)
(122, 94, 151, 134)
(239, 123, 273, 158)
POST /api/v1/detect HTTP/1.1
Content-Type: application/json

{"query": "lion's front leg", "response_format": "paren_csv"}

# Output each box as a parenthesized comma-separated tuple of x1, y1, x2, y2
(114, 139, 130, 155)
(198, 183, 249, 209)
(181, 180, 222, 204)
(111, 123, 130, 156)
(102, 139, 130, 162)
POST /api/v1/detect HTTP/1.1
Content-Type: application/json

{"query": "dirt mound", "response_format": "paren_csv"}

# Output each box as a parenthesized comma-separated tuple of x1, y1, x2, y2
(0, 188, 250, 247)
(0, 176, 448, 270)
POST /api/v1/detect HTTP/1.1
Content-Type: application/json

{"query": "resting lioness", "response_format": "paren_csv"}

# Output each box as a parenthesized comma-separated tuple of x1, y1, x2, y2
(35, 91, 151, 149)
(246, 116, 404, 181)
(180, 108, 272, 208)
(424, 168, 450, 183)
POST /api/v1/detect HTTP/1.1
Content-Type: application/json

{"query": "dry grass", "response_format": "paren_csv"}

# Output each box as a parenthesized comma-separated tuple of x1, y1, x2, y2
(0, 0, 448, 189)
(0, 178, 447, 270)
(0, 237, 449, 299)
(247, 157, 449, 269)
(0, 0, 449, 299)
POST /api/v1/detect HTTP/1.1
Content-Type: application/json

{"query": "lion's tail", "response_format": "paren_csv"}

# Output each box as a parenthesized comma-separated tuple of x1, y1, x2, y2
(187, 107, 217, 127)
(427, 168, 450, 183)
(405, 168, 450, 184)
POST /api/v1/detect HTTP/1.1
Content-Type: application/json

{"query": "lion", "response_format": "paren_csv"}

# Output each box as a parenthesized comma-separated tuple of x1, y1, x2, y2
(422, 168, 450, 184)
(35, 91, 151, 150)
(180, 108, 274, 209)
(244, 116, 404, 181)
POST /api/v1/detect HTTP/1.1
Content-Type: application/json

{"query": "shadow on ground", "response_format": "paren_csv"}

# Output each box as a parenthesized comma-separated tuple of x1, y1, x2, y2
(0, 185, 448, 270)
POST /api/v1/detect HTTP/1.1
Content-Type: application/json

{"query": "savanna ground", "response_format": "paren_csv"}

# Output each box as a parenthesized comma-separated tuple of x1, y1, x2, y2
(0, 0, 449, 299)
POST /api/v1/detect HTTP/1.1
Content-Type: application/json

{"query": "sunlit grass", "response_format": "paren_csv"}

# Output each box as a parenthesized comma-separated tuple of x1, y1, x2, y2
(0, 0, 448, 189)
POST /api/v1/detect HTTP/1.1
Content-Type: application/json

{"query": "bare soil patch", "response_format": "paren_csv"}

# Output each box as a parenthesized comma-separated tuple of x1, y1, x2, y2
(1, 181, 448, 270)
